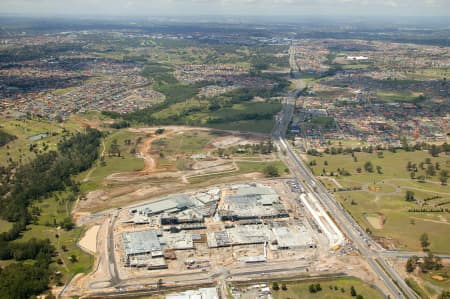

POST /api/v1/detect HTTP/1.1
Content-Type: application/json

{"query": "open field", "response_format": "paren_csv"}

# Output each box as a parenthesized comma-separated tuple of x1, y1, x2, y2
(152, 100, 281, 134)
(0, 117, 81, 165)
(305, 149, 450, 252)
(0, 219, 13, 233)
(308, 150, 450, 189)
(271, 277, 384, 299)
(376, 90, 423, 102)
(76, 129, 145, 191)
(337, 191, 450, 252)
(208, 119, 277, 133)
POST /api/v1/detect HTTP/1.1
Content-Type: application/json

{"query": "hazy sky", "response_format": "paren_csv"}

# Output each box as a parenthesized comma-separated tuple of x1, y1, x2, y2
(1, 0, 449, 17)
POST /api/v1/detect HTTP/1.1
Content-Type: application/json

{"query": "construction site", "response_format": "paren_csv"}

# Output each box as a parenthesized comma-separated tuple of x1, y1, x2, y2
(109, 180, 344, 279)
(61, 177, 390, 299)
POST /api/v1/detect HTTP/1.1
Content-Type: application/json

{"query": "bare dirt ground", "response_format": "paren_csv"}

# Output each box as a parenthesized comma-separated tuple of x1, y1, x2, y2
(78, 225, 100, 254)
(74, 126, 272, 215)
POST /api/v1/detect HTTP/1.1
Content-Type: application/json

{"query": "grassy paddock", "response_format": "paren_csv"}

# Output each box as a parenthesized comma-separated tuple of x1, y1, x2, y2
(305, 149, 450, 252)
(271, 277, 384, 299)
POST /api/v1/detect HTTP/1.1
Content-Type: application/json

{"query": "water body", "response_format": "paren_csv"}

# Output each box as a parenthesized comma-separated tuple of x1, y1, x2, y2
(28, 133, 48, 141)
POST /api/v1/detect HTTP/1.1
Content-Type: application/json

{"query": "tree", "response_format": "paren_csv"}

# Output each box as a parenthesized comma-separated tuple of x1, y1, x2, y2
(410, 172, 415, 179)
(356, 295, 364, 299)
(273, 282, 280, 291)
(420, 233, 430, 251)
(429, 145, 440, 157)
(308, 284, 316, 293)
(426, 165, 436, 177)
(109, 139, 121, 157)
(0, 263, 50, 299)
(420, 252, 442, 272)
(376, 165, 383, 174)
(364, 161, 374, 173)
(263, 165, 280, 177)
(281, 283, 287, 291)
(405, 190, 415, 202)
(438, 290, 450, 299)
(406, 257, 416, 273)
(155, 128, 165, 135)
(440, 170, 448, 185)
(315, 284, 322, 291)
(69, 254, 77, 263)
(61, 217, 74, 231)
(350, 286, 357, 296)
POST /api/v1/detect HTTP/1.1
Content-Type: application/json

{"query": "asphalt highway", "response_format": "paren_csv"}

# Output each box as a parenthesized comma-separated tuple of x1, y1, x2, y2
(273, 48, 419, 298)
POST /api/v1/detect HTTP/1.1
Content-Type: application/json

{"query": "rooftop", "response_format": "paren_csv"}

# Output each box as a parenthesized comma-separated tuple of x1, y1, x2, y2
(122, 230, 161, 257)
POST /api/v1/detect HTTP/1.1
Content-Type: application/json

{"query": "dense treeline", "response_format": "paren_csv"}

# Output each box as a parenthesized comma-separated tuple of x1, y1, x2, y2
(0, 128, 102, 239)
(0, 129, 100, 299)
(0, 238, 54, 298)
(0, 129, 16, 147)
(0, 262, 51, 299)
(0, 238, 54, 261)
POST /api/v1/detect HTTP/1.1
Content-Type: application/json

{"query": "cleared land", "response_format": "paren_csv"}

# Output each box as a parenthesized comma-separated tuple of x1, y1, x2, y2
(78, 225, 100, 254)
(74, 126, 288, 214)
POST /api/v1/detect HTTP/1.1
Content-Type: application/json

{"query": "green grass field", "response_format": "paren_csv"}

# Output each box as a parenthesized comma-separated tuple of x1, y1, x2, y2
(152, 100, 281, 133)
(208, 119, 276, 133)
(271, 277, 384, 299)
(153, 131, 223, 157)
(0, 117, 81, 166)
(236, 160, 287, 175)
(11, 193, 94, 283)
(0, 219, 13, 233)
(188, 160, 288, 184)
(376, 90, 423, 102)
(306, 149, 450, 253)
(77, 129, 145, 191)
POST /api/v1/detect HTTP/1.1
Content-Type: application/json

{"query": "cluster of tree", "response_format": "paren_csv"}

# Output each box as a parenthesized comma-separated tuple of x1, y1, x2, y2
(406, 252, 442, 273)
(320, 142, 450, 158)
(405, 190, 415, 202)
(0, 238, 54, 261)
(307, 149, 322, 156)
(0, 238, 55, 299)
(402, 139, 450, 156)
(102, 81, 208, 125)
(140, 62, 175, 82)
(110, 120, 130, 129)
(408, 208, 449, 213)
(263, 165, 280, 178)
(364, 161, 374, 173)
(0, 262, 51, 299)
(407, 159, 448, 184)
(219, 141, 276, 156)
(320, 167, 351, 177)
(108, 139, 121, 157)
(103, 72, 288, 127)
(0, 129, 16, 147)
(308, 283, 322, 293)
(429, 143, 450, 157)
(272, 282, 287, 291)
(251, 54, 289, 70)
(438, 290, 450, 299)
(0, 128, 102, 241)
